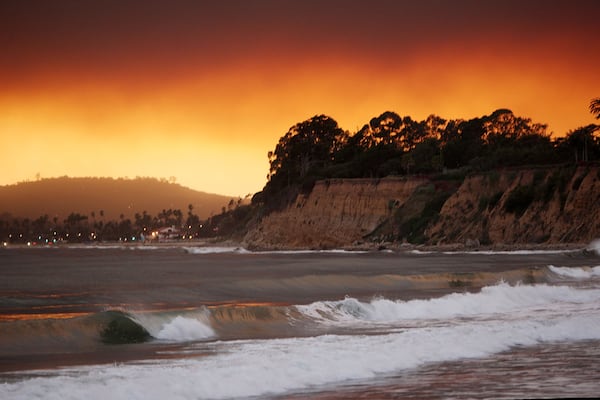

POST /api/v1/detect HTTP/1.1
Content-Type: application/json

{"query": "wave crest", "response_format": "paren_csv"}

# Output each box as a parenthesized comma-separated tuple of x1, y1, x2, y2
(588, 239, 600, 256)
(297, 282, 600, 324)
(132, 309, 215, 342)
(548, 265, 600, 279)
(183, 246, 250, 254)
(154, 315, 215, 341)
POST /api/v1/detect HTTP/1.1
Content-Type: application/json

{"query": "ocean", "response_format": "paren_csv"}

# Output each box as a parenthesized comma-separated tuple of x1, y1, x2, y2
(1, 243, 599, 399)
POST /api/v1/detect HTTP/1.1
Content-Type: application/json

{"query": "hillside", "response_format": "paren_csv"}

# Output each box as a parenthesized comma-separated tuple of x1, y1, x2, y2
(0, 177, 232, 220)
(243, 166, 600, 249)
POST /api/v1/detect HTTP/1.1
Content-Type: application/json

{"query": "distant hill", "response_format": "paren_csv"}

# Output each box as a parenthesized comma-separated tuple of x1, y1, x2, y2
(0, 177, 233, 220)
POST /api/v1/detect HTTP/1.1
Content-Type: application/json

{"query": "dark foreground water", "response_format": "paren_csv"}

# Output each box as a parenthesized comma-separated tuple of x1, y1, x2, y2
(1, 244, 599, 399)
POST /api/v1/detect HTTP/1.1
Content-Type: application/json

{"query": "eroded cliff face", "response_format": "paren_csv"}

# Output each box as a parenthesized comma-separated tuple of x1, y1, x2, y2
(244, 166, 600, 249)
(427, 166, 600, 246)
(243, 177, 427, 249)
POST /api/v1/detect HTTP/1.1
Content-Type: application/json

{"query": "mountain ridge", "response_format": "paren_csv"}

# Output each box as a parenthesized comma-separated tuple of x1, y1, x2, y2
(0, 176, 232, 220)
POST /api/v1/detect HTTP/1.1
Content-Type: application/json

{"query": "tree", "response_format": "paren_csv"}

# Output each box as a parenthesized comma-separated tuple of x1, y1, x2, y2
(367, 111, 403, 147)
(358, 112, 426, 151)
(174, 209, 183, 227)
(483, 109, 548, 144)
(561, 125, 600, 163)
(423, 115, 447, 139)
(411, 137, 442, 173)
(590, 97, 600, 119)
(441, 117, 485, 169)
(267, 115, 346, 189)
(480, 109, 553, 167)
(63, 213, 89, 242)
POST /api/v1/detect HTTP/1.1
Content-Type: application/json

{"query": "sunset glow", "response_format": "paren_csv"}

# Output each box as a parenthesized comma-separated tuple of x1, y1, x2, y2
(1, 0, 598, 196)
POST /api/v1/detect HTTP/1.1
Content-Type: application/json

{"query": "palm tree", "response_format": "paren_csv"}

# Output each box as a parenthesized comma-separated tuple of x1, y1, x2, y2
(590, 97, 600, 119)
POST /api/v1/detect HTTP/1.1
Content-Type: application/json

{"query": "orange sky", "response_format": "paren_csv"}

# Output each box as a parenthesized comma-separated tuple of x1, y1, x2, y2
(1, 0, 599, 197)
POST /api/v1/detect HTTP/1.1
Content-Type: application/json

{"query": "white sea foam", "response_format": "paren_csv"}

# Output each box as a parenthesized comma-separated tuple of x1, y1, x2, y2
(132, 310, 215, 341)
(3, 310, 600, 400)
(183, 246, 250, 254)
(411, 249, 580, 255)
(256, 249, 370, 254)
(62, 244, 161, 250)
(549, 265, 600, 279)
(588, 239, 600, 255)
(154, 316, 215, 341)
(183, 247, 369, 255)
(297, 282, 600, 324)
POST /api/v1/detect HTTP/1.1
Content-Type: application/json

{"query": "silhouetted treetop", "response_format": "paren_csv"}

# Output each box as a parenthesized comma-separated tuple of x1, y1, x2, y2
(355, 111, 428, 150)
(267, 114, 347, 185)
(590, 97, 600, 119)
(560, 124, 600, 163)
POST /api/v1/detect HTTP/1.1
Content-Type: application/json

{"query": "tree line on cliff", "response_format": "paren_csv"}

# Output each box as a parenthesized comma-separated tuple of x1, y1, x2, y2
(253, 101, 600, 213)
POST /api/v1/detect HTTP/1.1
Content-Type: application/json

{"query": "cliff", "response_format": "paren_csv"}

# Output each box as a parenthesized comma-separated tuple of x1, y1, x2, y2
(427, 166, 600, 246)
(244, 177, 428, 249)
(244, 166, 600, 249)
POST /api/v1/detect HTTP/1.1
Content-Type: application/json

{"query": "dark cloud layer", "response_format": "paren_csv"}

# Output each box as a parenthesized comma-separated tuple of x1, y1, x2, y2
(1, 0, 598, 84)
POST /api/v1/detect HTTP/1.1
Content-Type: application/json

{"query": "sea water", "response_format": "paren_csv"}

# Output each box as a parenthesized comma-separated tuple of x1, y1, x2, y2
(1, 244, 599, 399)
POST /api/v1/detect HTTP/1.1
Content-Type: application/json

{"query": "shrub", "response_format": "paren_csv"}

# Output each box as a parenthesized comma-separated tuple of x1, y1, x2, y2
(449, 279, 472, 288)
(572, 174, 585, 191)
(478, 196, 489, 212)
(504, 185, 535, 216)
(401, 189, 453, 244)
(488, 191, 504, 209)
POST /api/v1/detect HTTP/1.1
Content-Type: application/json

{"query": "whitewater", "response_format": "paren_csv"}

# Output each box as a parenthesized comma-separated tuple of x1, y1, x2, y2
(1, 244, 599, 399)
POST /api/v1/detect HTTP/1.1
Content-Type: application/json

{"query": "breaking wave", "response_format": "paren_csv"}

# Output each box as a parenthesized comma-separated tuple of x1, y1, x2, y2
(183, 247, 368, 255)
(4, 272, 600, 355)
(3, 273, 600, 399)
(588, 239, 600, 255)
(548, 265, 600, 279)
(411, 248, 581, 255)
(297, 281, 600, 324)
(182, 246, 250, 254)
(3, 299, 600, 400)
(0, 309, 216, 355)
(132, 309, 215, 342)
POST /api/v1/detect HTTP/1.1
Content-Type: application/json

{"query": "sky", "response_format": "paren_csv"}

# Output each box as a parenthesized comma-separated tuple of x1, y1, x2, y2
(1, 0, 599, 197)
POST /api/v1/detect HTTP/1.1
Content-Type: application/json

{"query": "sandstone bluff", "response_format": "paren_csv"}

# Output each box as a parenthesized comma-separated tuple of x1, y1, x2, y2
(243, 166, 600, 250)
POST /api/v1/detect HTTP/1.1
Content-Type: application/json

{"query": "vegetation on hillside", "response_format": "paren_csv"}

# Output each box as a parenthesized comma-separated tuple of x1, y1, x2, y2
(254, 101, 599, 214)
(0, 203, 232, 244)
(0, 177, 242, 244)
(0, 176, 231, 220)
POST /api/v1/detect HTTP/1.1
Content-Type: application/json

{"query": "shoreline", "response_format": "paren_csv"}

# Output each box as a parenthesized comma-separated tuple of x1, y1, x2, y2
(2, 238, 595, 254)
